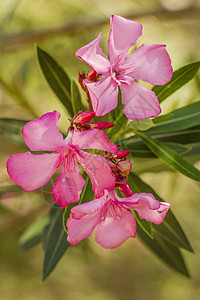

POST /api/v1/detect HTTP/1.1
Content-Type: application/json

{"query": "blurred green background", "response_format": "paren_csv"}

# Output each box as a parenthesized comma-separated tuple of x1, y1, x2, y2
(0, 0, 200, 299)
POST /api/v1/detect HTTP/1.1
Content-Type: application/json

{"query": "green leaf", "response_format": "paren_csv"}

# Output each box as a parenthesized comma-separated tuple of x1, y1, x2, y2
(43, 206, 70, 280)
(133, 210, 153, 239)
(128, 172, 194, 252)
(137, 225, 190, 277)
(0, 118, 27, 146)
(129, 118, 155, 131)
(135, 130, 200, 182)
(37, 46, 73, 117)
(123, 141, 191, 158)
(71, 79, 85, 115)
(150, 101, 200, 133)
(153, 61, 200, 103)
(108, 111, 128, 141)
(19, 214, 49, 251)
(63, 175, 94, 233)
(119, 126, 200, 148)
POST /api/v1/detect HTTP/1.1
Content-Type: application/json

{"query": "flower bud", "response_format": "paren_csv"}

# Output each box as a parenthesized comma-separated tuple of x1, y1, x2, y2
(89, 122, 115, 130)
(72, 111, 95, 124)
(114, 150, 130, 159)
(87, 69, 97, 80)
(119, 183, 134, 197)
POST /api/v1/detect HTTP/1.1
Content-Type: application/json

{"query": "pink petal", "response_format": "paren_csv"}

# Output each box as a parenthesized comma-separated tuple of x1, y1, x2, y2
(22, 111, 66, 151)
(52, 159, 85, 209)
(7, 152, 61, 192)
(123, 44, 173, 85)
(120, 81, 161, 119)
(95, 206, 136, 249)
(84, 76, 118, 116)
(76, 150, 115, 198)
(75, 33, 111, 75)
(71, 129, 118, 153)
(108, 15, 142, 66)
(118, 193, 170, 224)
(67, 208, 102, 245)
(70, 197, 106, 219)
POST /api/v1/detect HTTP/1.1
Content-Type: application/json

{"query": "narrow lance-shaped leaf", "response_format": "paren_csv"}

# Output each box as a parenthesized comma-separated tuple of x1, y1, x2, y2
(128, 172, 194, 252)
(0, 118, 27, 147)
(150, 101, 200, 133)
(71, 79, 86, 115)
(135, 130, 200, 182)
(153, 61, 200, 103)
(137, 225, 190, 277)
(122, 141, 191, 158)
(42, 206, 69, 281)
(19, 214, 49, 251)
(118, 126, 200, 151)
(37, 46, 74, 117)
(127, 172, 191, 276)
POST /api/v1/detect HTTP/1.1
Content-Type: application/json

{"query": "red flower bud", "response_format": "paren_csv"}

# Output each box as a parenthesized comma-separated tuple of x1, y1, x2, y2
(73, 111, 95, 124)
(114, 150, 130, 159)
(87, 69, 97, 80)
(119, 183, 134, 197)
(89, 122, 115, 130)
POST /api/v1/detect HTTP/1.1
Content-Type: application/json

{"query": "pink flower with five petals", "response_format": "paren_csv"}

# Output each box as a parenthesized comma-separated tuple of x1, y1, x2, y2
(67, 189, 170, 249)
(76, 15, 173, 119)
(7, 111, 118, 208)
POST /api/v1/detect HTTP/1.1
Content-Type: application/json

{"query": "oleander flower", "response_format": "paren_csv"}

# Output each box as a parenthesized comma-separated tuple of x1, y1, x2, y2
(76, 15, 173, 119)
(7, 111, 118, 208)
(67, 189, 170, 248)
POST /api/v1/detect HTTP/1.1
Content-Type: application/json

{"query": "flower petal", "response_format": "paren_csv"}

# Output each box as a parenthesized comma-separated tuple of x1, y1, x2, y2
(118, 193, 170, 224)
(123, 44, 173, 85)
(52, 159, 85, 209)
(67, 207, 102, 245)
(22, 111, 66, 151)
(70, 197, 106, 219)
(75, 33, 111, 74)
(95, 206, 136, 249)
(120, 81, 161, 119)
(84, 76, 118, 116)
(77, 150, 115, 198)
(7, 152, 61, 191)
(108, 15, 142, 66)
(71, 129, 118, 153)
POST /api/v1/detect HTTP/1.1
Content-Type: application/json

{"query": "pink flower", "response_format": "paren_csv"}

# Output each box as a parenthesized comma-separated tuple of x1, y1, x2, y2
(67, 189, 170, 249)
(76, 15, 173, 119)
(7, 111, 118, 209)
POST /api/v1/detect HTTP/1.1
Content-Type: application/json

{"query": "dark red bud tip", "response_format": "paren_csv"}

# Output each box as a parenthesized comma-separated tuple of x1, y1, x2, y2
(87, 69, 97, 80)
(89, 122, 115, 130)
(73, 111, 95, 124)
(115, 150, 130, 159)
(119, 183, 134, 197)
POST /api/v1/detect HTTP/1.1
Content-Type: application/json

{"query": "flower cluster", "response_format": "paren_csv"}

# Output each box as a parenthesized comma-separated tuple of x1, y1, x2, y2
(7, 15, 172, 249)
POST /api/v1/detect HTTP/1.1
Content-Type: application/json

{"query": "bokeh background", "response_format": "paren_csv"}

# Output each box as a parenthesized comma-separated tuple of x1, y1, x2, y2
(0, 0, 200, 299)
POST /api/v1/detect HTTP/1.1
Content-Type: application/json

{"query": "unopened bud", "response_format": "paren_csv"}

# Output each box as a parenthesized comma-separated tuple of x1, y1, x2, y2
(119, 183, 134, 197)
(72, 111, 95, 124)
(87, 69, 97, 80)
(114, 150, 130, 159)
(89, 122, 115, 130)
